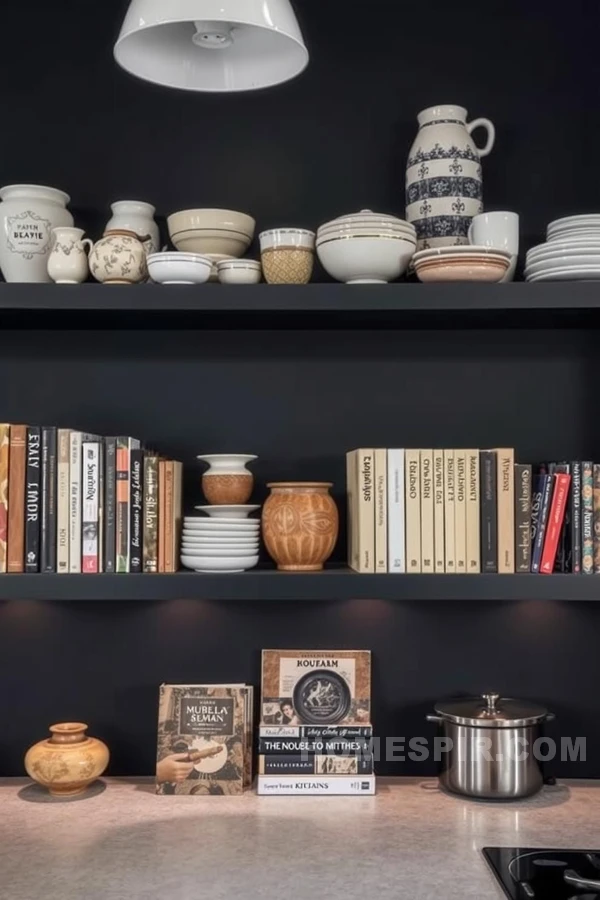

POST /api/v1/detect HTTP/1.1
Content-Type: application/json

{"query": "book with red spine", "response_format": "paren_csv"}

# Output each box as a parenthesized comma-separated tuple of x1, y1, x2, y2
(540, 473, 572, 574)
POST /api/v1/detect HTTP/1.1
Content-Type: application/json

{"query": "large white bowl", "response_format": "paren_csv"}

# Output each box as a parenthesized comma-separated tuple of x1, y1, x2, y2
(181, 554, 259, 573)
(194, 505, 260, 519)
(168, 209, 255, 258)
(317, 235, 414, 284)
(147, 252, 212, 285)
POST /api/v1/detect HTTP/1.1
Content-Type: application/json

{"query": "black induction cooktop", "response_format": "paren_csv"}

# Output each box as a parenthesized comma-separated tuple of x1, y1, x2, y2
(484, 847, 600, 899)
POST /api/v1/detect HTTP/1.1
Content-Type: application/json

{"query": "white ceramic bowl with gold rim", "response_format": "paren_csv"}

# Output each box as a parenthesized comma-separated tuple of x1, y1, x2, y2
(217, 259, 262, 284)
(259, 228, 315, 251)
(168, 208, 255, 235)
(147, 251, 212, 284)
(319, 209, 415, 234)
(317, 235, 414, 284)
(317, 229, 416, 247)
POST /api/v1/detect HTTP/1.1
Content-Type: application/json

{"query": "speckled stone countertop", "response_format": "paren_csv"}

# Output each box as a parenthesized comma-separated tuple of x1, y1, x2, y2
(2, 777, 599, 899)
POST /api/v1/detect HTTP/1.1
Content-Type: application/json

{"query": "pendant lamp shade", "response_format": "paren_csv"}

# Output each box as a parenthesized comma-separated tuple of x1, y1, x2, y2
(114, 0, 309, 92)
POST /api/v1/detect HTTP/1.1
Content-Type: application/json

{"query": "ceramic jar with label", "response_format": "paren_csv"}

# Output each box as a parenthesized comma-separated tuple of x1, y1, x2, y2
(262, 482, 339, 571)
(24, 722, 109, 796)
(48, 227, 94, 284)
(405, 105, 495, 251)
(89, 229, 150, 284)
(105, 200, 160, 254)
(0, 184, 74, 282)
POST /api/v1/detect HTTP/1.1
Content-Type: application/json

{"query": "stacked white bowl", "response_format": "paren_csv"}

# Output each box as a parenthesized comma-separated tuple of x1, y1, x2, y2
(526, 215, 600, 282)
(167, 209, 256, 279)
(181, 505, 260, 573)
(147, 252, 212, 284)
(316, 209, 416, 283)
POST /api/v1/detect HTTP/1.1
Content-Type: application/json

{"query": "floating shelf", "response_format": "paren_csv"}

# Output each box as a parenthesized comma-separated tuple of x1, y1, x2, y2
(0, 570, 597, 602)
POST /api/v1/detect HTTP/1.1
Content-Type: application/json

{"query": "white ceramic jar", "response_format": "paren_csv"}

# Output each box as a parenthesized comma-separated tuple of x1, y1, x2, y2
(48, 227, 93, 284)
(0, 184, 74, 282)
(89, 229, 150, 284)
(105, 200, 159, 253)
(405, 105, 495, 251)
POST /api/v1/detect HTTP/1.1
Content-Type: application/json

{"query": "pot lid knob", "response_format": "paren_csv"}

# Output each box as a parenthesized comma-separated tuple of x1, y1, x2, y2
(483, 692, 500, 714)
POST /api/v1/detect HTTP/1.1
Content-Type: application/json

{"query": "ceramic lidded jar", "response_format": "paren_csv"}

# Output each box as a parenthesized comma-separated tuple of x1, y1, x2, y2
(105, 200, 160, 254)
(262, 482, 339, 571)
(89, 229, 150, 284)
(405, 105, 495, 251)
(198, 454, 257, 505)
(24, 722, 109, 797)
(48, 227, 94, 284)
(0, 184, 74, 282)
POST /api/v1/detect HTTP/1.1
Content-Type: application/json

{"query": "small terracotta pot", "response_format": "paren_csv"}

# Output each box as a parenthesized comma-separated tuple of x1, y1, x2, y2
(24, 722, 109, 797)
(202, 473, 253, 505)
(262, 482, 339, 571)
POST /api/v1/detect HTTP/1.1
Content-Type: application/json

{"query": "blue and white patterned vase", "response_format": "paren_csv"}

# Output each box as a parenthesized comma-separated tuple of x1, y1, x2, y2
(405, 105, 495, 252)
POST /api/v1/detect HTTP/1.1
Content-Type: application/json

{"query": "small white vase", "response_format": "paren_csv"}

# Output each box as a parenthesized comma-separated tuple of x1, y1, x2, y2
(0, 184, 74, 282)
(105, 201, 159, 254)
(48, 227, 93, 284)
(197, 454, 257, 506)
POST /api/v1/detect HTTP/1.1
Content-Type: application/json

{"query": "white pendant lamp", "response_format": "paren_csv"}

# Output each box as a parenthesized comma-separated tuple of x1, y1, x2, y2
(114, 0, 309, 92)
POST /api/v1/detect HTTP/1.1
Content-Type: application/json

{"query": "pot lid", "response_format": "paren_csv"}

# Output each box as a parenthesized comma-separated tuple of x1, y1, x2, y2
(319, 209, 414, 231)
(434, 693, 549, 727)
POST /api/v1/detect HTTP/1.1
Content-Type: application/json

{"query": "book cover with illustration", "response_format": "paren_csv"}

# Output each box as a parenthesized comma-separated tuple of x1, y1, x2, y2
(156, 683, 252, 796)
(260, 649, 371, 727)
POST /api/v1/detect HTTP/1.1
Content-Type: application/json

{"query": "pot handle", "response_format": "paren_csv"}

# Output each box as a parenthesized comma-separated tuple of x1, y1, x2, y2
(78, 238, 94, 255)
(426, 715, 443, 724)
(545, 713, 556, 722)
(467, 117, 495, 158)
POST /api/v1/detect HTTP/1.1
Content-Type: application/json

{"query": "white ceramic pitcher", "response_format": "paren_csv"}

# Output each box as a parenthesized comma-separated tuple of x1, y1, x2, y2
(48, 227, 93, 284)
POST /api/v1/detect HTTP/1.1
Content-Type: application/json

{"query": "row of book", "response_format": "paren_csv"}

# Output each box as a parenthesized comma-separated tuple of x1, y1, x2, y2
(346, 448, 586, 575)
(0, 424, 183, 574)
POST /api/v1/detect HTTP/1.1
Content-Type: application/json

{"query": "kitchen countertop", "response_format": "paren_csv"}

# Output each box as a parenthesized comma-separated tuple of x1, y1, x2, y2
(2, 777, 599, 899)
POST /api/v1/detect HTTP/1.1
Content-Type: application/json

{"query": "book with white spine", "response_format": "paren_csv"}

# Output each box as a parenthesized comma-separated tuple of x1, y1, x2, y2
(405, 449, 421, 573)
(420, 449, 434, 574)
(374, 448, 387, 573)
(69, 431, 98, 573)
(257, 774, 376, 795)
(433, 449, 445, 572)
(387, 449, 405, 573)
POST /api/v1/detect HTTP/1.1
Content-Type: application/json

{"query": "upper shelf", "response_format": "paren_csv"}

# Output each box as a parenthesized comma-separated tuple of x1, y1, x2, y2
(0, 282, 597, 328)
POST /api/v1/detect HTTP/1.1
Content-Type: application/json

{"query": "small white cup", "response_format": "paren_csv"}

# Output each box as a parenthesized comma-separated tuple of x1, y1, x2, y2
(468, 211, 519, 281)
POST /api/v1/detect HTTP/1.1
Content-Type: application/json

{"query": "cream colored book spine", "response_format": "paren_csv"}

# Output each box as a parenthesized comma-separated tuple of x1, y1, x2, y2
(56, 428, 71, 574)
(405, 450, 421, 573)
(454, 450, 467, 574)
(387, 449, 405, 573)
(374, 448, 387, 573)
(420, 450, 434, 574)
(346, 450, 358, 571)
(356, 448, 375, 573)
(443, 450, 456, 573)
(466, 450, 481, 573)
(496, 447, 515, 573)
(433, 449, 445, 573)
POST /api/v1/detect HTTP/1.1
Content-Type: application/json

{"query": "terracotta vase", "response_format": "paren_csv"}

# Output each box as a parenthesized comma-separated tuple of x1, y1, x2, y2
(262, 482, 338, 571)
(24, 722, 109, 797)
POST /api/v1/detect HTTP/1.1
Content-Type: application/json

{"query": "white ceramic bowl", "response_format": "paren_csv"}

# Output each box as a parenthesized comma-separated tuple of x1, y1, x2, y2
(147, 252, 212, 284)
(168, 209, 255, 258)
(319, 209, 414, 233)
(181, 554, 259, 573)
(317, 235, 414, 284)
(415, 256, 509, 283)
(194, 505, 260, 519)
(217, 260, 261, 285)
(317, 223, 416, 241)
(259, 229, 315, 251)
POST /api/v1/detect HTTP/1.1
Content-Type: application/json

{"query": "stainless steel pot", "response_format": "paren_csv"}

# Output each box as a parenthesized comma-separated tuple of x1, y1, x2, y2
(426, 693, 555, 800)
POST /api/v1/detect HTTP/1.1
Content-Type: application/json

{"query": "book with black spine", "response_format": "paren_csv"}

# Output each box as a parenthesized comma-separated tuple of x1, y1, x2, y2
(582, 461, 594, 574)
(531, 474, 554, 573)
(514, 464, 532, 573)
(570, 461, 582, 574)
(25, 426, 41, 572)
(129, 447, 144, 573)
(41, 426, 57, 573)
(116, 436, 141, 572)
(258, 754, 374, 776)
(479, 450, 497, 573)
(104, 437, 117, 573)
(259, 724, 374, 739)
(143, 454, 159, 573)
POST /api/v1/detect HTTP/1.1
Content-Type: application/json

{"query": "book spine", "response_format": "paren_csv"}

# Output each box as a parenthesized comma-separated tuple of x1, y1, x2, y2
(541, 473, 571, 574)
(171, 461, 183, 574)
(7, 425, 27, 573)
(143, 455, 159, 573)
(97, 440, 104, 573)
(582, 461, 594, 574)
(158, 459, 166, 573)
(129, 448, 144, 573)
(420, 450, 434, 574)
(405, 449, 421, 573)
(104, 438, 116, 573)
(257, 775, 376, 796)
(514, 464, 532, 573)
(479, 450, 497, 573)
(259, 725, 374, 739)
(386, 449, 405, 573)
(443, 449, 456, 573)
(115, 437, 130, 573)
(0, 424, 9, 573)
(433, 449, 445, 572)
(465, 450, 480, 573)
(25, 426, 41, 572)
(163, 460, 175, 573)
(41, 427, 57, 573)
(68, 432, 82, 573)
(571, 461, 582, 574)
(258, 737, 374, 753)
(356, 449, 375, 573)
(594, 465, 600, 574)
(82, 442, 100, 573)
(56, 428, 70, 574)
(496, 448, 515, 573)
(374, 448, 387, 572)
(531, 475, 554, 573)
(553, 463, 570, 572)
(258, 755, 374, 776)
(346, 450, 358, 571)
(454, 450, 467, 574)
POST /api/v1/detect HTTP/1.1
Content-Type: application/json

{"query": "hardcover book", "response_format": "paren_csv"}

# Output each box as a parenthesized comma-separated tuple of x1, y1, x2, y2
(405, 450, 421, 573)
(479, 450, 497, 573)
(68, 431, 98, 574)
(454, 450, 467, 574)
(261, 649, 371, 728)
(164, 460, 183, 573)
(0, 424, 9, 574)
(346, 449, 358, 571)
(258, 734, 373, 754)
(257, 775, 375, 796)
(420, 449, 434, 574)
(582, 461, 594, 574)
(594, 465, 600, 574)
(496, 448, 515, 573)
(356, 448, 375, 573)
(541, 473, 571, 574)
(443, 449, 456, 573)
(25, 426, 41, 573)
(386, 449, 405, 573)
(7, 424, 26, 573)
(41, 426, 57, 573)
(104, 437, 117, 574)
(433, 449, 445, 572)
(465, 450, 480, 573)
(82, 441, 100, 573)
(143, 454, 159, 573)
(258, 754, 374, 775)
(258, 725, 374, 739)
(515, 464, 532, 573)
(158, 459, 166, 573)
(374, 448, 387, 573)
(571, 461, 582, 574)
(531, 474, 554, 574)
(553, 463, 571, 572)
(129, 448, 144, 574)
(156, 683, 252, 796)
(56, 428, 71, 574)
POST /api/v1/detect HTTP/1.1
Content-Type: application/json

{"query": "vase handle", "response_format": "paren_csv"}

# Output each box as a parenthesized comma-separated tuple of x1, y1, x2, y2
(78, 239, 94, 255)
(467, 117, 495, 158)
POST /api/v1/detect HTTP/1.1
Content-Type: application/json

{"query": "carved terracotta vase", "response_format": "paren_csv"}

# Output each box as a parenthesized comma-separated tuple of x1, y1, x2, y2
(262, 482, 339, 571)
(198, 453, 257, 505)
(24, 722, 109, 796)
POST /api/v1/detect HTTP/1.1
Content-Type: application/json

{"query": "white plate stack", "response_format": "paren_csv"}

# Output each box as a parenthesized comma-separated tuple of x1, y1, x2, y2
(526, 215, 600, 281)
(181, 505, 260, 573)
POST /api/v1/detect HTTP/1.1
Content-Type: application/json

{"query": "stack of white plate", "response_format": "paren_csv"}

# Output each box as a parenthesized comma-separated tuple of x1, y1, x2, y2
(525, 215, 600, 282)
(181, 506, 260, 573)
